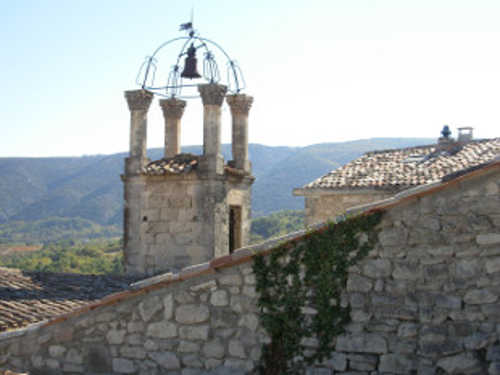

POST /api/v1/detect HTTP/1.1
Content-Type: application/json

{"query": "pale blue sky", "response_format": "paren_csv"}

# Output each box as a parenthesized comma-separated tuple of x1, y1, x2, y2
(2, 0, 500, 157)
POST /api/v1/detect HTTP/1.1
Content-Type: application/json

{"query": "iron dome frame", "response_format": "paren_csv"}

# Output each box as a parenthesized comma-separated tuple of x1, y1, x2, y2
(136, 23, 246, 99)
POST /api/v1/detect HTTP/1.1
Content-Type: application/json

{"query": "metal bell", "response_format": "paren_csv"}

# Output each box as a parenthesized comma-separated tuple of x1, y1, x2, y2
(181, 43, 201, 79)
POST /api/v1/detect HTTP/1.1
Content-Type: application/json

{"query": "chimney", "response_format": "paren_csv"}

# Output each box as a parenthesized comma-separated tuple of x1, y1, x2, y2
(226, 94, 253, 172)
(159, 98, 186, 158)
(124, 90, 154, 174)
(458, 127, 474, 143)
(198, 83, 228, 174)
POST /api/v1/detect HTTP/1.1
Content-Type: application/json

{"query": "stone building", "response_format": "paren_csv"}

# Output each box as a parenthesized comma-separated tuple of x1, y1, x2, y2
(122, 84, 254, 276)
(0, 157, 499, 375)
(294, 127, 500, 226)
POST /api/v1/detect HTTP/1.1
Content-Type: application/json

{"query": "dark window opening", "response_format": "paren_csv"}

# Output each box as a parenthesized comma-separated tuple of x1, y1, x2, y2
(229, 205, 242, 253)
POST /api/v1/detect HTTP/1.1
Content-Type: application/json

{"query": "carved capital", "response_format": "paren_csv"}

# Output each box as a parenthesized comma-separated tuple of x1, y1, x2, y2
(159, 98, 186, 119)
(226, 94, 253, 115)
(124, 90, 154, 111)
(198, 84, 227, 106)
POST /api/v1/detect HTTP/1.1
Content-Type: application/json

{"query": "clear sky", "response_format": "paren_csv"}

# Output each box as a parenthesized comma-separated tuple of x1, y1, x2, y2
(2, 0, 500, 157)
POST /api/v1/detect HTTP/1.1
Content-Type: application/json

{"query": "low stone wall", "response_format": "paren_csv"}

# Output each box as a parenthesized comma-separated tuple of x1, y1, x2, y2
(1, 165, 499, 374)
(304, 192, 392, 226)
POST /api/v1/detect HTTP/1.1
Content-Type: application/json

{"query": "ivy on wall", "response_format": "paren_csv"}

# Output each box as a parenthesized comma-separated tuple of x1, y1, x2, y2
(253, 211, 383, 375)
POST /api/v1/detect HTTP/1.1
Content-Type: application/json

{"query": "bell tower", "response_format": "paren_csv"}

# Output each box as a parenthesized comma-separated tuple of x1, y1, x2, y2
(122, 23, 254, 276)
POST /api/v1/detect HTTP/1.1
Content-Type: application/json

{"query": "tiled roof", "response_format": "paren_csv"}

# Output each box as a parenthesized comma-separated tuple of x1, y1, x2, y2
(301, 138, 500, 192)
(143, 153, 199, 176)
(0, 267, 135, 332)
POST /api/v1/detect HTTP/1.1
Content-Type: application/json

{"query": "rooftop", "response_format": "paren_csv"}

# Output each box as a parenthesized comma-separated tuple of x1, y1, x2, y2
(297, 138, 500, 193)
(0, 267, 135, 332)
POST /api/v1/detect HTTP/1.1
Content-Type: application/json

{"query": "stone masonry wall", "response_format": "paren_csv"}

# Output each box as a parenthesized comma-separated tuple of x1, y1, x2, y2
(304, 192, 392, 226)
(1, 166, 499, 374)
(125, 174, 230, 276)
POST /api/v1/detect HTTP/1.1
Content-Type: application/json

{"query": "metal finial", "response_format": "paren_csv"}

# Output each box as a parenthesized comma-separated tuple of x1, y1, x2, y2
(441, 125, 451, 139)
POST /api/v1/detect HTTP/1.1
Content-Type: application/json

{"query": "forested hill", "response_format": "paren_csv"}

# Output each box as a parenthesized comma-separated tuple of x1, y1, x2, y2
(0, 138, 432, 242)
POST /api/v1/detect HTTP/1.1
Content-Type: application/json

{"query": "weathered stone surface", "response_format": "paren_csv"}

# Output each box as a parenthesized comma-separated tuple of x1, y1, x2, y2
(179, 325, 210, 341)
(379, 354, 416, 374)
(176, 304, 210, 324)
(336, 334, 388, 354)
(464, 289, 498, 304)
(149, 351, 181, 369)
(65, 348, 83, 364)
(486, 257, 500, 274)
(436, 352, 482, 374)
(228, 339, 246, 358)
(211, 290, 229, 306)
(48, 345, 66, 358)
(164, 293, 174, 320)
(398, 323, 418, 338)
(203, 339, 225, 358)
(219, 274, 242, 286)
(112, 358, 137, 374)
(238, 313, 259, 332)
(477, 234, 500, 245)
(121, 346, 146, 359)
(146, 321, 177, 338)
(106, 329, 127, 345)
(363, 259, 392, 278)
(347, 274, 373, 292)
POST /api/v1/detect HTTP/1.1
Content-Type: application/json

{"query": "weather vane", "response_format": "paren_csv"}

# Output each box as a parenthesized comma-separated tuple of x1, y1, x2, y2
(136, 18, 245, 99)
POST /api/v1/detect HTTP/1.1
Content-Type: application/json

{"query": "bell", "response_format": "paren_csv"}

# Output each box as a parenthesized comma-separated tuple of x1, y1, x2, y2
(181, 43, 202, 79)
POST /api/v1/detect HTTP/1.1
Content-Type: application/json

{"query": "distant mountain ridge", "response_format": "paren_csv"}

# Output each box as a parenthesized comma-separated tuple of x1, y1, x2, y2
(0, 138, 433, 241)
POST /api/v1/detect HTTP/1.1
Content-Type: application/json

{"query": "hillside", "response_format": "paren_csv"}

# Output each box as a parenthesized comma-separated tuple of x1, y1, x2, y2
(0, 138, 432, 242)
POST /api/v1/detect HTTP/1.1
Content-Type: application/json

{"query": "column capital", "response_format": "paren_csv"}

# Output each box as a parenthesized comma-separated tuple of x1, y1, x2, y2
(226, 94, 253, 115)
(124, 90, 154, 111)
(159, 98, 186, 119)
(198, 84, 227, 106)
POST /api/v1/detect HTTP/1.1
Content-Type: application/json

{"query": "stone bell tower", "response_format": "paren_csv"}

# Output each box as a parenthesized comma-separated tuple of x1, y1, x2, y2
(122, 84, 254, 277)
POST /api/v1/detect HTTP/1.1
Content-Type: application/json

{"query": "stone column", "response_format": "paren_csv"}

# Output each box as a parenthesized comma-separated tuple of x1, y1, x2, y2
(198, 84, 227, 174)
(226, 94, 253, 172)
(124, 90, 153, 174)
(159, 98, 186, 158)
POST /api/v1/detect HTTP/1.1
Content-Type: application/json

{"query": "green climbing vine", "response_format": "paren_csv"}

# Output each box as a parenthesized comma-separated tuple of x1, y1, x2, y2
(252, 211, 383, 375)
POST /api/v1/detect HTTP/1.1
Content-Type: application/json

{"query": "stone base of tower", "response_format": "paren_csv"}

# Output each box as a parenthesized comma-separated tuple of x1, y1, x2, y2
(122, 154, 254, 277)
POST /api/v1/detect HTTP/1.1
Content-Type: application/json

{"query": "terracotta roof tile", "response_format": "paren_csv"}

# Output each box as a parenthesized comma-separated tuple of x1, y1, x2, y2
(302, 138, 500, 191)
(0, 267, 135, 332)
(143, 153, 199, 176)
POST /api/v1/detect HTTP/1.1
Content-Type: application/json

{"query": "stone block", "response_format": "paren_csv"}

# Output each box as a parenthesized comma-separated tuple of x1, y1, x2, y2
(219, 274, 242, 286)
(486, 257, 500, 274)
(336, 334, 388, 354)
(121, 346, 146, 359)
(149, 351, 181, 370)
(112, 358, 137, 374)
(347, 274, 373, 292)
(179, 325, 210, 341)
(146, 321, 177, 338)
(436, 352, 482, 374)
(182, 353, 203, 367)
(139, 295, 163, 322)
(48, 345, 66, 358)
(490, 362, 500, 375)
(379, 354, 416, 374)
(178, 340, 200, 353)
(464, 289, 498, 304)
(203, 339, 225, 358)
(106, 329, 127, 345)
(362, 259, 392, 278)
(238, 313, 259, 332)
(176, 304, 210, 324)
(322, 352, 347, 371)
(211, 290, 229, 306)
(65, 348, 83, 364)
(398, 323, 418, 338)
(456, 259, 481, 279)
(228, 339, 246, 358)
(477, 234, 500, 245)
